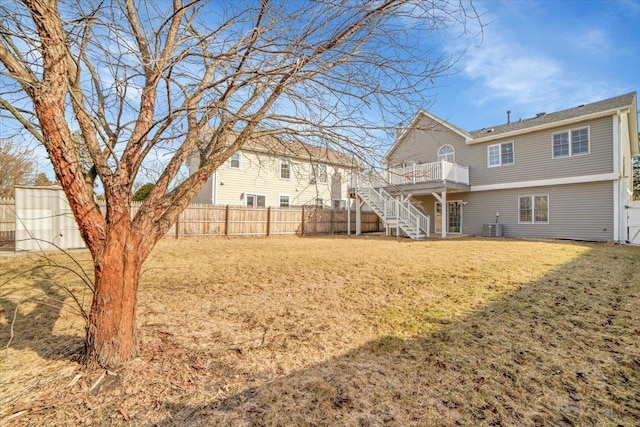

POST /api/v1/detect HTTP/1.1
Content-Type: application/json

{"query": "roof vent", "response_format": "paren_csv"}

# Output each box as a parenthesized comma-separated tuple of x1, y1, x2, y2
(486, 128, 494, 133)
(535, 112, 546, 118)
(577, 104, 585, 108)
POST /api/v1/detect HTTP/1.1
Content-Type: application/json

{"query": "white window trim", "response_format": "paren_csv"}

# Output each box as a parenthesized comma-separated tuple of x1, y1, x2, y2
(279, 159, 291, 180)
(228, 152, 241, 169)
(438, 145, 455, 163)
(517, 194, 549, 224)
(552, 126, 590, 159)
(279, 194, 291, 207)
(244, 192, 267, 208)
(310, 163, 328, 184)
(487, 141, 515, 168)
(434, 200, 464, 234)
(332, 199, 347, 209)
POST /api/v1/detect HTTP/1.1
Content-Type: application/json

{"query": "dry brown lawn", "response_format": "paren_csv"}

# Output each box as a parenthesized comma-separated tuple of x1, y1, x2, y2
(0, 236, 639, 426)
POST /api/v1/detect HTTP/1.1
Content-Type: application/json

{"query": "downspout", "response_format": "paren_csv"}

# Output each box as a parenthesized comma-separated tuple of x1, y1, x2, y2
(617, 109, 632, 243)
(212, 171, 217, 205)
(613, 110, 620, 242)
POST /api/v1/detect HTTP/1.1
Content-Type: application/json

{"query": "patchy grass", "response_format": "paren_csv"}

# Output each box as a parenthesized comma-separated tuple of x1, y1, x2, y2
(1, 236, 639, 426)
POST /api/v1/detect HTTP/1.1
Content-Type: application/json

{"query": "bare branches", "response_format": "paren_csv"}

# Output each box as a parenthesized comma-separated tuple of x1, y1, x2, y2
(0, 0, 480, 251)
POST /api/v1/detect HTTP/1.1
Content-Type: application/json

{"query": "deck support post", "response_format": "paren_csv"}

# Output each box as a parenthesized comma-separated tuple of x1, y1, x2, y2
(355, 195, 362, 235)
(347, 197, 351, 236)
(395, 197, 400, 238)
(432, 191, 447, 239)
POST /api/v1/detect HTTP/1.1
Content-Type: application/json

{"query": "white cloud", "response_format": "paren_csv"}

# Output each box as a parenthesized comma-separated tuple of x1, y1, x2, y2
(449, 7, 620, 116)
(569, 29, 610, 54)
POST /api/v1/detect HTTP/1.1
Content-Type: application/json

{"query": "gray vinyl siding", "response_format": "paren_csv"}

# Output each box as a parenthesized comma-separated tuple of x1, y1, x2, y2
(412, 181, 614, 241)
(468, 116, 613, 186)
(192, 174, 214, 204)
(387, 116, 468, 166)
(388, 115, 614, 186)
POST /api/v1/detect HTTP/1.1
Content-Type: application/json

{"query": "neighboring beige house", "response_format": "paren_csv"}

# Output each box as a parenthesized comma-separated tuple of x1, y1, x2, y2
(187, 134, 359, 208)
(354, 92, 639, 242)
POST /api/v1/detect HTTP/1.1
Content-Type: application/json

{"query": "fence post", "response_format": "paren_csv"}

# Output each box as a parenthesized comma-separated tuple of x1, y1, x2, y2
(267, 207, 271, 237)
(330, 209, 335, 234)
(301, 206, 305, 236)
(225, 205, 230, 237)
(175, 215, 180, 239)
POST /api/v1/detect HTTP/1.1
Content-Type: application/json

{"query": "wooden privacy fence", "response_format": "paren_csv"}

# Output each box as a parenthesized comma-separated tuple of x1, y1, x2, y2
(158, 204, 381, 238)
(2, 194, 381, 248)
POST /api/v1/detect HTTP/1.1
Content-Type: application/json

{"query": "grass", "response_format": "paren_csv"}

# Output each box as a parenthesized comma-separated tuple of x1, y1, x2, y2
(0, 236, 639, 426)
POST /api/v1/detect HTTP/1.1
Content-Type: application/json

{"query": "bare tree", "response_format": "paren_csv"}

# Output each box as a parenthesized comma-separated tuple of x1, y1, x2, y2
(0, 0, 478, 367)
(0, 138, 37, 197)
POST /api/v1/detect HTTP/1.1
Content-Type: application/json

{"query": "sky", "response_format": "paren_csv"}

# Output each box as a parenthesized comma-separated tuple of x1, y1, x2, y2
(2, 0, 639, 183)
(421, 0, 640, 132)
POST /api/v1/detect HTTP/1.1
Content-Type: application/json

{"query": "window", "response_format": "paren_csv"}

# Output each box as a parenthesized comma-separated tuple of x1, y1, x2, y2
(314, 197, 324, 208)
(245, 193, 266, 207)
(553, 132, 569, 158)
(310, 163, 327, 184)
(518, 195, 548, 224)
(280, 160, 291, 179)
(333, 199, 347, 209)
(229, 152, 241, 169)
(571, 128, 589, 155)
(279, 195, 290, 207)
(553, 127, 589, 158)
(488, 142, 514, 167)
(438, 145, 455, 163)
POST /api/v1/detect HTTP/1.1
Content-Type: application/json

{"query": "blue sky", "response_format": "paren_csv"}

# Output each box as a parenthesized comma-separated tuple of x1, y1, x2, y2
(6, 0, 639, 182)
(422, 0, 640, 132)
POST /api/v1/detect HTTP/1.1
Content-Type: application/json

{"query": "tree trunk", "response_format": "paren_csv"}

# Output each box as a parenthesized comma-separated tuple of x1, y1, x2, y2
(84, 220, 149, 368)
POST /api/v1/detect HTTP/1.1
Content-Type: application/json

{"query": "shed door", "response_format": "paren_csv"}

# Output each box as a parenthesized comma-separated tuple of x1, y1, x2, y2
(628, 202, 640, 244)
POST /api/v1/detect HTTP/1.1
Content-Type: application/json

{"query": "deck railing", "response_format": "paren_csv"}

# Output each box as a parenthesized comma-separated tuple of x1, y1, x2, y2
(386, 160, 469, 186)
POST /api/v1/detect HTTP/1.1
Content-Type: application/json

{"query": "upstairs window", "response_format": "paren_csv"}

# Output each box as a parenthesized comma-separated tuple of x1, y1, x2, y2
(553, 127, 589, 158)
(438, 145, 455, 163)
(229, 152, 241, 169)
(280, 160, 291, 179)
(488, 141, 514, 167)
(310, 163, 327, 184)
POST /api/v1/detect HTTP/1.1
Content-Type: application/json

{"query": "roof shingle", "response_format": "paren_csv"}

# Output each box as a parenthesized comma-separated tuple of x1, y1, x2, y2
(468, 92, 636, 139)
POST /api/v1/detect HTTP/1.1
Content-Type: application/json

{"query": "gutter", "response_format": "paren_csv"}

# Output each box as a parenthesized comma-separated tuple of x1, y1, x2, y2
(467, 107, 631, 144)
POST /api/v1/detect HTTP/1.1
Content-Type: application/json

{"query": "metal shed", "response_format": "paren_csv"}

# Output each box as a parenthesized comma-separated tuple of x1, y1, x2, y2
(14, 186, 86, 251)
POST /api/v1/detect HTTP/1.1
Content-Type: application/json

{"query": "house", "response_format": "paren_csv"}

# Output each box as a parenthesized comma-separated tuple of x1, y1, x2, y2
(187, 133, 359, 209)
(353, 92, 638, 242)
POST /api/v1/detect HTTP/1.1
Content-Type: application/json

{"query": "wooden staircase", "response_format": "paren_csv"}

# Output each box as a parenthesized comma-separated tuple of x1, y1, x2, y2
(355, 183, 430, 240)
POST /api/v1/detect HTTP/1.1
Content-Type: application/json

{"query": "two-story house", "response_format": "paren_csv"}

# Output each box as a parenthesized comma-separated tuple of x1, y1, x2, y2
(354, 92, 638, 242)
(188, 133, 359, 209)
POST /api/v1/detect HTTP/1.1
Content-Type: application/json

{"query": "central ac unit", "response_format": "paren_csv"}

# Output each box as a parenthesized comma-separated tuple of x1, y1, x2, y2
(483, 223, 503, 237)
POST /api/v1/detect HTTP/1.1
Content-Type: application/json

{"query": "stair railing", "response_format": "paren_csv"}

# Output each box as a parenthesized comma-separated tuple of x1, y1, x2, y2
(354, 177, 430, 239)
(403, 201, 430, 238)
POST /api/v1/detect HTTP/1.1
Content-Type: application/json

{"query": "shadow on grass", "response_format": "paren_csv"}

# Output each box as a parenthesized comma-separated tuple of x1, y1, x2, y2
(0, 280, 85, 361)
(154, 246, 640, 426)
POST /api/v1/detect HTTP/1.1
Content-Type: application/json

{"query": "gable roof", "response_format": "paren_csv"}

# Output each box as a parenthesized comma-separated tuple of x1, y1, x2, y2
(241, 133, 360, 168)
(199, 127, 359, 168)
(384, 92, 638, 160)
(383, 110, 472, 163)
(468, 92, 637, 143)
